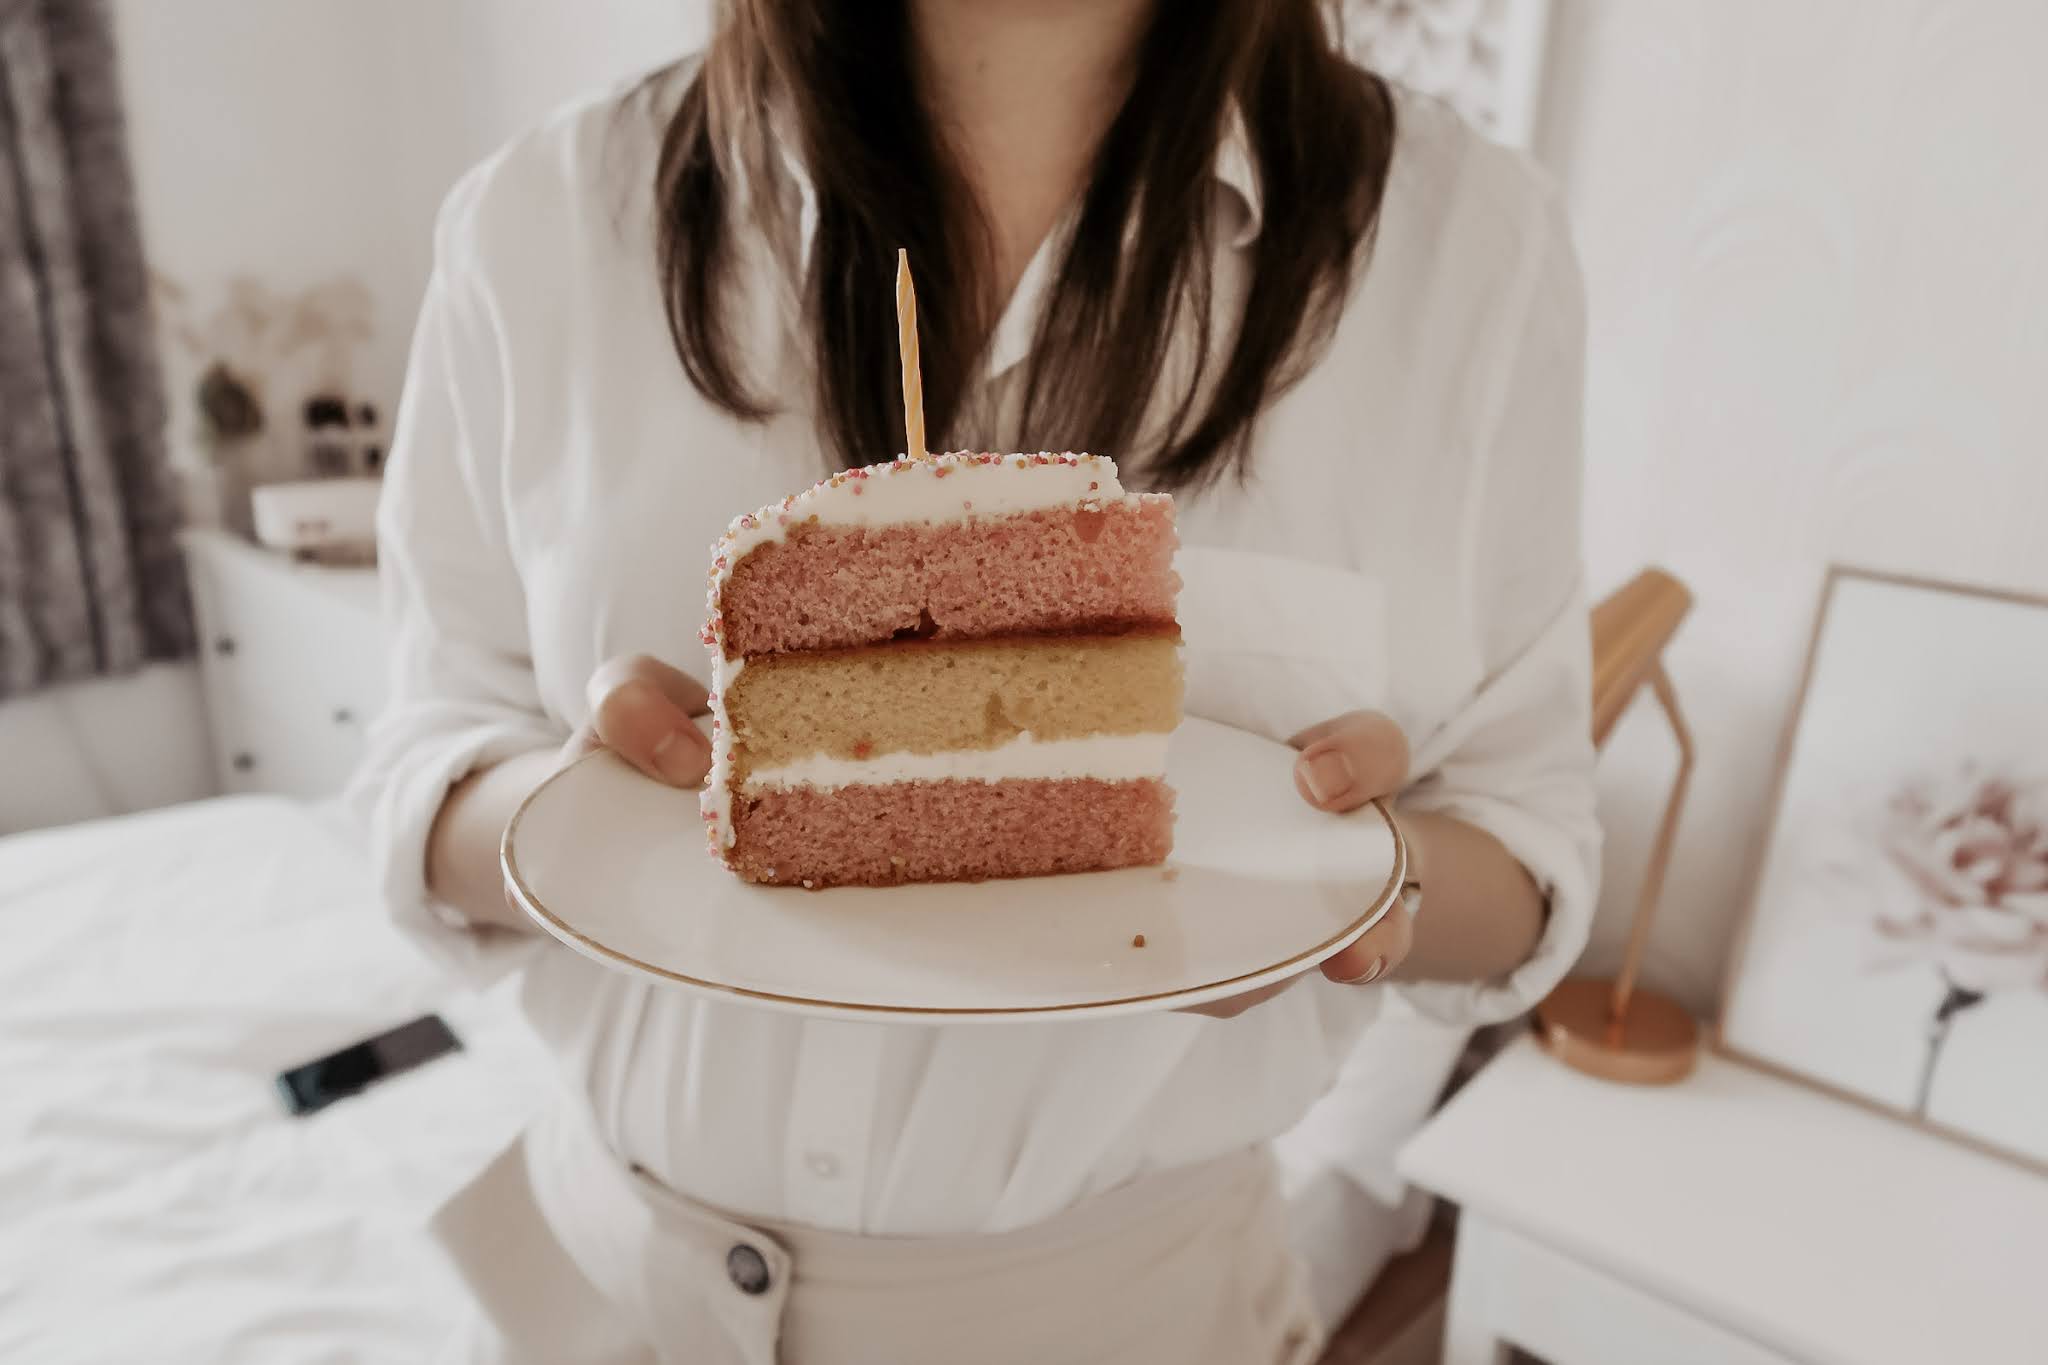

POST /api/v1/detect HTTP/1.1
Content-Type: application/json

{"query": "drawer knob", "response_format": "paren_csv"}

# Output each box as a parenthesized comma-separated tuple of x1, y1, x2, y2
(214, 636, 237, 657)
(332, 707, 355, 726)
(231, 752, 256, 773)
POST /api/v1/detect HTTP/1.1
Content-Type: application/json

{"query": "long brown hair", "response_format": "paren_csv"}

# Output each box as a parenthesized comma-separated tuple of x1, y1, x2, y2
(651, 1, 1394, 489)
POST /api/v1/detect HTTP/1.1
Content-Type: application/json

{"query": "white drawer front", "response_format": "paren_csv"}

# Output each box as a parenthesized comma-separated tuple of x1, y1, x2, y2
(210, 689, 374, 798)
(1457, 1217, 1798, 1365)
(185, 535, 386, 799)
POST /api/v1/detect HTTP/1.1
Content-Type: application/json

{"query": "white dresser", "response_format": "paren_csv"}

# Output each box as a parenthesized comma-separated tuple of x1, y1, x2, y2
(1400, 1037, 2047, 1365)
(180, 529, 387, 799)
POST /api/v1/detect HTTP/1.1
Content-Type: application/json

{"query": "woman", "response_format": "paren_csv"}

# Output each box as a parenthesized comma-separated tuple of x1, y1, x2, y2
(354, 1, 1599, 1360)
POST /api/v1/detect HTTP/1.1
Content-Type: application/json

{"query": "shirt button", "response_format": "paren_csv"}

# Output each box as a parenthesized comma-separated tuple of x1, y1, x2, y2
(726, 1243, 771, 1296)
(804, 1150, 840, 1179)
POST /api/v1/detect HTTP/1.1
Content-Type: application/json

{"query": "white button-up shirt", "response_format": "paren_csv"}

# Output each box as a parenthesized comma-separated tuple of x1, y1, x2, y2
(352, 74, 1599, 1237)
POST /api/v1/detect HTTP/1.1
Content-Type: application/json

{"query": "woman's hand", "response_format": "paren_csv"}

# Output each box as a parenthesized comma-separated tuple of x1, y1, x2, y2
(568, 653, 714, 787)
(425, 654, 714, 933)
(1181, 710, 1416, 1020)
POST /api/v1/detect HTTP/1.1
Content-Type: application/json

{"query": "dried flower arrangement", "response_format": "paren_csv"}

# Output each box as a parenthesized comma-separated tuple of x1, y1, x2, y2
(151, 272, 383, 535)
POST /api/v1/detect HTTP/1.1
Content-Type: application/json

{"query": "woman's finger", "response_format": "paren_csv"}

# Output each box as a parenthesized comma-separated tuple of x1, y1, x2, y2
(1289, 710, 1409, 814)
(587, 652, 712, 717)
(588, 658, 713, 787)
(1319, 897, 1414, 985)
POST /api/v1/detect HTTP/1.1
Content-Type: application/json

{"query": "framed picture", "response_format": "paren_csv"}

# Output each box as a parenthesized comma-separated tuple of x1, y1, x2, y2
(1342, 0, 1554, 148)
(1719, 568, 2048, 1174)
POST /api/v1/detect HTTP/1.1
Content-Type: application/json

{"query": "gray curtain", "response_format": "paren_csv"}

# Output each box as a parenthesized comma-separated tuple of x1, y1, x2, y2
(0, 0, 188, 700)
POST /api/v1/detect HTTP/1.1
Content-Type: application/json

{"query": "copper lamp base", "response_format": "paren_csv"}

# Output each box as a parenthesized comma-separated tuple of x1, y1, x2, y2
(1534, 978, 1699, 1085)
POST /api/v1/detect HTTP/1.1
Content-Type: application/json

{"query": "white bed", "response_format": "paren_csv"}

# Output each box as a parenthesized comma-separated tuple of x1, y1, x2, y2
(2, 795, 1451, 1362)
(0, 796, 552, 1364)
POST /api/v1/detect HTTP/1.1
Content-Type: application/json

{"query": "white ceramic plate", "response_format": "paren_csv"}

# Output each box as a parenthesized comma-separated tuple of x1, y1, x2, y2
(503, 717, 1405, 1023)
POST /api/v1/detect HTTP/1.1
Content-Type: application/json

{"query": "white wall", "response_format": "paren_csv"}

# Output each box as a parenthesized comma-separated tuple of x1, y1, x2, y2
(1537, 0, 2048, 1013)
(115, 1, 418, 417)
(2, 3, 708, 836)
(114, 0, 707, 446)
(0, 666, 213, 835)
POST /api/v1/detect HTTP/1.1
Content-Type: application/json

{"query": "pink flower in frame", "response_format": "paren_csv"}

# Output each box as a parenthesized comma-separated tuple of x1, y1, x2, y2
(1869, 764, 2048, 995)
(1821, 761, 2048, 1116)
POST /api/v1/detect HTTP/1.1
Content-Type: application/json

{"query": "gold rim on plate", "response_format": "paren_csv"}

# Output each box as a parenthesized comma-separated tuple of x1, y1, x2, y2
(501, 750, 1408, 1018)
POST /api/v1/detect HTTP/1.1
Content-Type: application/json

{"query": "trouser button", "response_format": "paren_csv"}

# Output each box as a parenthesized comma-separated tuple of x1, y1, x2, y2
(726, 1242, 771, 1295)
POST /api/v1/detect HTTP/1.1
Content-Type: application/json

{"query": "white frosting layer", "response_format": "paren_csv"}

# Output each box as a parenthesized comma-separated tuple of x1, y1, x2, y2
(719, 451, 1119, 552)
(700, 452, 1142, 853)
(739, 730, 1170, 794)
(760, 452, 1121, 533)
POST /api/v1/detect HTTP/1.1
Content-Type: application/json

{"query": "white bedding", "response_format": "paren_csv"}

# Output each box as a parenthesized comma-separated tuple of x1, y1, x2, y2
(1, 795, 1445, 1361)
(0, 797, 551, 1365)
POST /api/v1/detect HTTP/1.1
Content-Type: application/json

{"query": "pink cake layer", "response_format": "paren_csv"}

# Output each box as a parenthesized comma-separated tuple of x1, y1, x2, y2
(726, 777, 1174, 886)
(718, 501, 1177, 658)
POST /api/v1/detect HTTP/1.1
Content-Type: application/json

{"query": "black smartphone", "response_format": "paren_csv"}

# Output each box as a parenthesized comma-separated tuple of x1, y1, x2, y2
(275, 1013, 462, 1116)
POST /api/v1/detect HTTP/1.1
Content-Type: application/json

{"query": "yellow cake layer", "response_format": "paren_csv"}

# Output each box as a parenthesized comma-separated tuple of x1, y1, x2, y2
(726, 631, 1182, 780)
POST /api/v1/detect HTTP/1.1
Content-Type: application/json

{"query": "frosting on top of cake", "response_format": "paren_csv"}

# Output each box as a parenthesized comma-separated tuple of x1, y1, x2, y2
(699, 451, 1129, 853)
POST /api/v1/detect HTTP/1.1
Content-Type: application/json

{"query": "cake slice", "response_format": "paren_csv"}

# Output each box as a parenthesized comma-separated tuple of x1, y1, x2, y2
(701, 451, 1181, 887)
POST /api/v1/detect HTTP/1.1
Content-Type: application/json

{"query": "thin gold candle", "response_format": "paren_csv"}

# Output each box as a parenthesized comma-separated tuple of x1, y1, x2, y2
(895, 248, 927, 460)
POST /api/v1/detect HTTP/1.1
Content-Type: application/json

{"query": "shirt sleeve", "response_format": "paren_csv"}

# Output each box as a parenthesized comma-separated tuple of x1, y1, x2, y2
(346, 170, 562, 987)
(1391, 181, 1603, 1027)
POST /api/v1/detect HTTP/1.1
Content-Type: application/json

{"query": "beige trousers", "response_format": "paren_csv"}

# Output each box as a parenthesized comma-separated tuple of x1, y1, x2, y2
(432, 1099, 1322, 1365)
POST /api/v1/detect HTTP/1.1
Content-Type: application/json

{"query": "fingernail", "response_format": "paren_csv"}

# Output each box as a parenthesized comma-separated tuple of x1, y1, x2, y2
(1340, 956, 1386, 985)
(1300, 748, 1354, 805)
(652, 729, 704, 786)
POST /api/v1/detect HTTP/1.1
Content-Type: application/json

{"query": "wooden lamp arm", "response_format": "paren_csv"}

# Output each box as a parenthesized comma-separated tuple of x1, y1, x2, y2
(1591, 568, 1693, 751)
